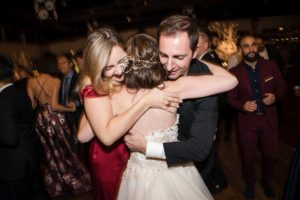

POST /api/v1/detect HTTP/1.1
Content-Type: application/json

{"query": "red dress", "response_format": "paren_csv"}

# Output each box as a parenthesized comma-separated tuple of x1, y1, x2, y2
(80, 85, 129, 200)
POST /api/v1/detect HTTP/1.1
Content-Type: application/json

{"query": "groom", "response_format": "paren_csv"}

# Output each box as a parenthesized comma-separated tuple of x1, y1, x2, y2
(125, 15, 226, 191)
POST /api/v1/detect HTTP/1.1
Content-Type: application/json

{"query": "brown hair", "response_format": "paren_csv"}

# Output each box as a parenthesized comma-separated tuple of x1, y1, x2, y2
(157, 15, 199, 52)
(124, 33, 167, 89)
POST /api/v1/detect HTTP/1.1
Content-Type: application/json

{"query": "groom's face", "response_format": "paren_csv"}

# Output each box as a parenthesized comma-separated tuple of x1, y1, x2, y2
(158, 32, 194, 80)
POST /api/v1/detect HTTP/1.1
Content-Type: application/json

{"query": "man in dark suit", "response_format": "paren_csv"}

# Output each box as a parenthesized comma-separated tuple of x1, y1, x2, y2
(254, 34, 285, 74)
(57, 53, 82, 127)
(0, 55, 48, 200)
(57, 53, 86, 159)
(196, 32, 223, 65)
(227, 35, 286, 199)
(125, 14, 217, 189)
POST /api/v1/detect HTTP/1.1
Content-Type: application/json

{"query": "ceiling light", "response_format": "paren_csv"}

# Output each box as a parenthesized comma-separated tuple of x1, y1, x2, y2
(34, 0, 58, 20)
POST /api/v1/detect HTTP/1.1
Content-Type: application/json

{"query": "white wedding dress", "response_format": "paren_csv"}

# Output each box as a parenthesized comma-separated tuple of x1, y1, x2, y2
(117, 116, 213, 200)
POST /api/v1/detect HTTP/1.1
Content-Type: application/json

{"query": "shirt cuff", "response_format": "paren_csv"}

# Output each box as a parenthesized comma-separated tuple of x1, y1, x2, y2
(146, 141, 166, 159)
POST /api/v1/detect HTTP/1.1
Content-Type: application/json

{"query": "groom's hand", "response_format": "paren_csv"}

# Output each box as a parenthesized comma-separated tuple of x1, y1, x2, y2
(124, 130, 147, 154)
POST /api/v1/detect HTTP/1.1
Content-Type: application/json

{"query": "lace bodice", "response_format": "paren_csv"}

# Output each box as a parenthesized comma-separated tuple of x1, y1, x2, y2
(130, 115, 179, 163)
(144, 119, 178, 143)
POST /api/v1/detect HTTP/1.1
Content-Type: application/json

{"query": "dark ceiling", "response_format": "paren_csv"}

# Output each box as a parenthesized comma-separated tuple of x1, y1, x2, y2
(0, 0, 298, 44)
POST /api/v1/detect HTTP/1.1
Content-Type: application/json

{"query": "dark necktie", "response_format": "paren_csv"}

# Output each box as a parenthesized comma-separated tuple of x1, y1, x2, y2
(63, 77, 69, 105)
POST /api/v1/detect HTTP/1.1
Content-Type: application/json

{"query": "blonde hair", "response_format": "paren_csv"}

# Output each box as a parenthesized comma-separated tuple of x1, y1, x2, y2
(81, 28, 124, 95)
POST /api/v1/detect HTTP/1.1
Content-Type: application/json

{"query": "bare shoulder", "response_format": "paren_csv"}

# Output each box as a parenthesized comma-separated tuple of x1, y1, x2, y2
(27, 77, 34, 85)
(52, 76, 61, 84)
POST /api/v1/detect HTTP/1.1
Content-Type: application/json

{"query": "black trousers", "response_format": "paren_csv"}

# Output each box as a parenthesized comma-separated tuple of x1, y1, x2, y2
(195, 141, 227, 188)
(0, 177, 32, 200)
(0, 171, 49, 200)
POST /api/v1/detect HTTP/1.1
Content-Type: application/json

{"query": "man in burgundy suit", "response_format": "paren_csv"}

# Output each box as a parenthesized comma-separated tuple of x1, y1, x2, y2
(227, 35, 286, 199)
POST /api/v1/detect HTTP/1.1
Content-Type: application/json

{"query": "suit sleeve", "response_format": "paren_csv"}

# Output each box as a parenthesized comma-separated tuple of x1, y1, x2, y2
(271, 61, 286, 99)
(226, 69, 245, 111)
(163, 96, 218, 166)
(70, 73, 83, 107)
(0, 101, 19, 148)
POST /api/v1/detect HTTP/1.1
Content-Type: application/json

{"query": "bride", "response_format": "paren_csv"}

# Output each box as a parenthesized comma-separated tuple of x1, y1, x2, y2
(78, 30, 237, 199)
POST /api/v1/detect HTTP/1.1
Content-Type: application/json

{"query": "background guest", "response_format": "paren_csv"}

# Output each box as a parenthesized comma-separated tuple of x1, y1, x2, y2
(195, 31, 228, 194)
(0, 55, 48, 200)
(57, 53, 82, 129)
(254, 34, 285, 75)
(227, 35, 286, 199)
(27, 64, 92, 198)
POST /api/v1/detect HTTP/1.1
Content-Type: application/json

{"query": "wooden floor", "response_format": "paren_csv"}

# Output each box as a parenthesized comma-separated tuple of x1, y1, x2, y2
(213, 132, 295, 200)
(55, 71, 300, 200)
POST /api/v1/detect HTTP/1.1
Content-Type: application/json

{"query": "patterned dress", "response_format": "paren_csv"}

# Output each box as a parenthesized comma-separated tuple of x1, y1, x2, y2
(35, 103, 92, 198)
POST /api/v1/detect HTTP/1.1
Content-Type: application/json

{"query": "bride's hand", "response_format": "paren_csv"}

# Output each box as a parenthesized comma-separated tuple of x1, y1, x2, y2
(144, 88, 182, 113)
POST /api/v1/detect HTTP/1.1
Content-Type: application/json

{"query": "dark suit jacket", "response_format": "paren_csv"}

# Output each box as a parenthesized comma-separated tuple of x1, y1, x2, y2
(59, 70, 80, 105)
(163, 59, 218, 166)
(202, 51, 223, 66)
(13, 77, 29, 90)
(227, 58, 286, 132)
(59, 71, 83, 127)
(0, 84, 42, 181)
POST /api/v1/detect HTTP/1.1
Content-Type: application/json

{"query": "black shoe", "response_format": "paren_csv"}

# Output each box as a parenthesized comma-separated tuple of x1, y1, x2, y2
(219, 180, 228, 188)
(243, 184, 255, 199)
(261, 184, 276, 198)
(210, 183, 223, 194)
(209, 181, 228, 194)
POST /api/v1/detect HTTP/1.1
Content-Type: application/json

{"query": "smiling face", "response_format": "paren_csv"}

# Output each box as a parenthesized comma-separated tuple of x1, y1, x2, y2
(102, 45, 127, 82)
(158, 32, 194, 80)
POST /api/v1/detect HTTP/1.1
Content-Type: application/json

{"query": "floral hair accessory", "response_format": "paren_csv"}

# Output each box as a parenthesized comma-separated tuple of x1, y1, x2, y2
(121, 55, 159, 74)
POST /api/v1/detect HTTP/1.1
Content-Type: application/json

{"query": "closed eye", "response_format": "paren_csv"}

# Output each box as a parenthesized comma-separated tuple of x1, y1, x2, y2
(103, 65, 114, 71)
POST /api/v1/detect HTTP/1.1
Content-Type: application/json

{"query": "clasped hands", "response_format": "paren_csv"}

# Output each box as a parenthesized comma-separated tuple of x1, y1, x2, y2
(67, 101, 77, 112)
(243, 93, 275, 113)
